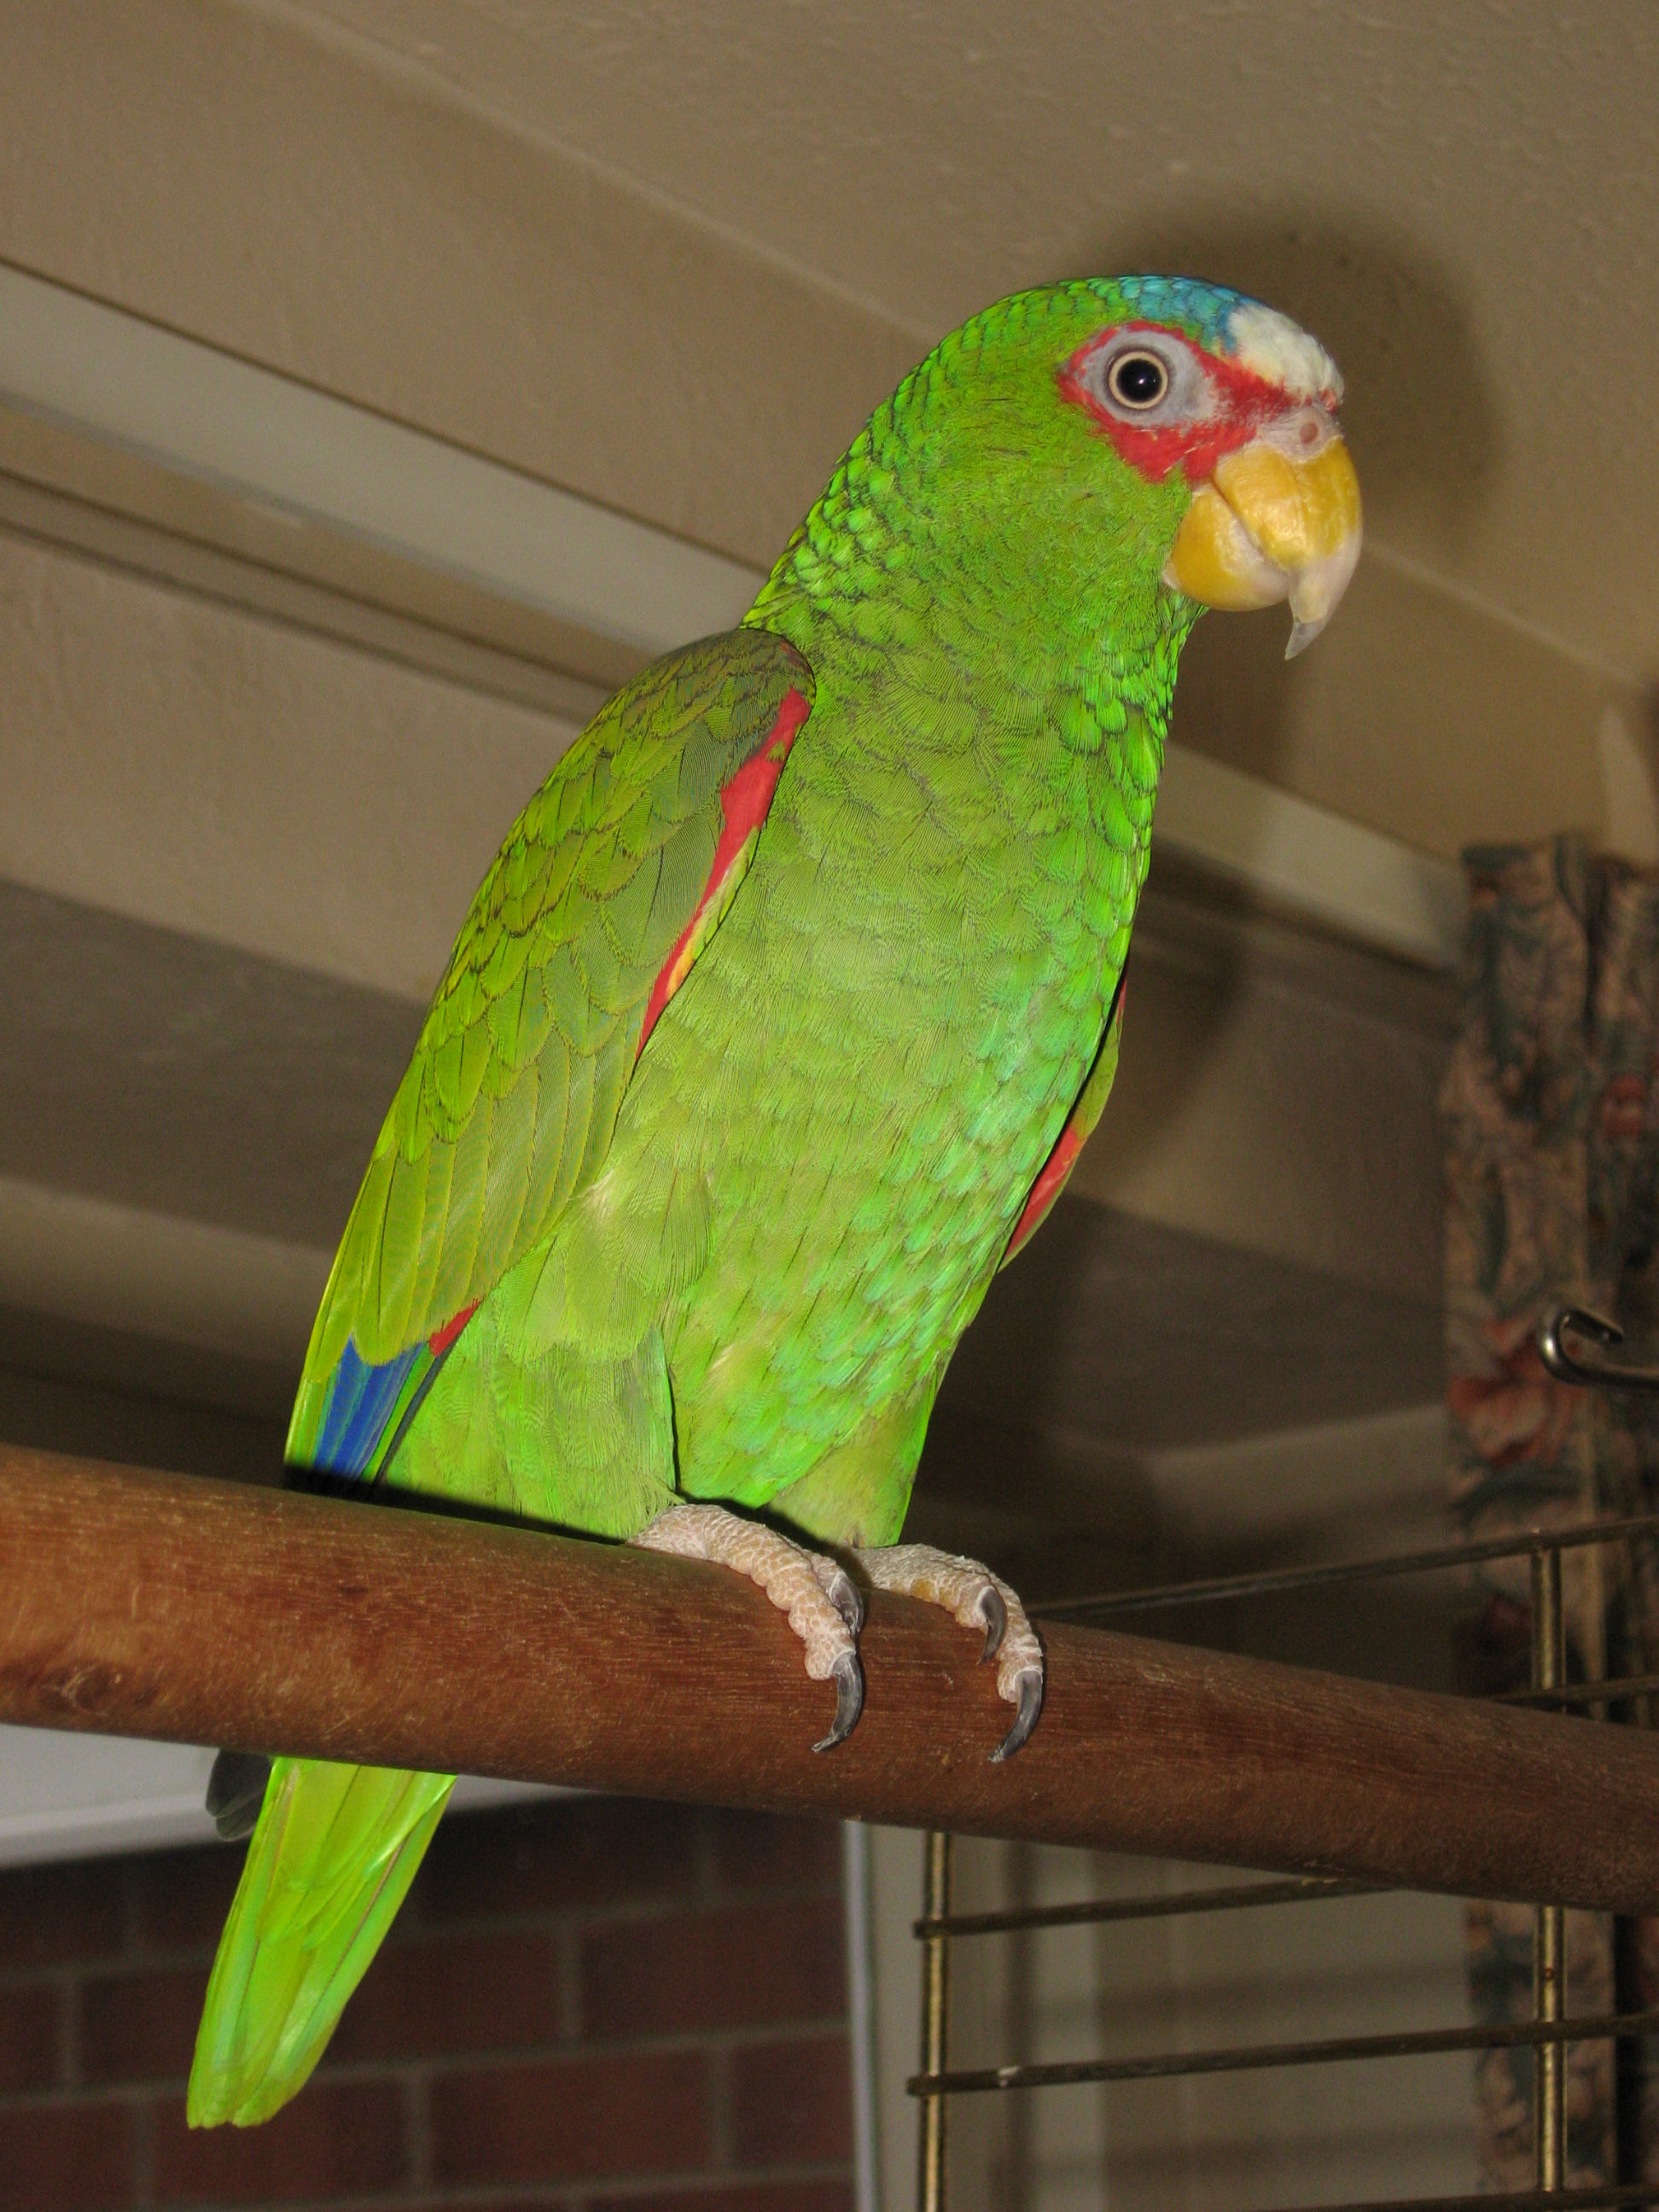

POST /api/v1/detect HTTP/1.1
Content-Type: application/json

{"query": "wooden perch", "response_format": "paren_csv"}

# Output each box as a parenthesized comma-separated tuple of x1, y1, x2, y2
(1, 1441, 1656, 1911)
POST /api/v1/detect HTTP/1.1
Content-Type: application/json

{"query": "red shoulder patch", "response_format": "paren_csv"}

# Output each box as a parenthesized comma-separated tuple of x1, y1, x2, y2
(428, 1301, 479, 1356)
(1003, 967, 1130, 1263)
(636, 685, 809, 1058)
(1004, 1125, 1086, 1261)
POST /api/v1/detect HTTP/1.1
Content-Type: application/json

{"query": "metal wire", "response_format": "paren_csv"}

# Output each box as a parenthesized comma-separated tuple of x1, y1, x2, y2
(1034, 1505, 1659, 1621)
(1538, 1307, 1659, 1395)
(916, 1872, 1374, 1940)
(917, 1831, 951, 2212)
(914, 1503, 1659, 2210)
(1534, 1548, 1567, 2190)
(1505, 1671, 1659, 1709)
(1249, 2188, 1659, 2212)
(906, 2006, 1659, 2098)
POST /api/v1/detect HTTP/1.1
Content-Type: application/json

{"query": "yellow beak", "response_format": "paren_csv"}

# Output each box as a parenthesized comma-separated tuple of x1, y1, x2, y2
(1161, 411, 1362, 659)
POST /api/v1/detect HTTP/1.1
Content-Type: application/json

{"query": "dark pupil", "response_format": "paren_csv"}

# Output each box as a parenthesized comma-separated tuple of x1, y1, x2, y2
(1113, 354, 1165, 405)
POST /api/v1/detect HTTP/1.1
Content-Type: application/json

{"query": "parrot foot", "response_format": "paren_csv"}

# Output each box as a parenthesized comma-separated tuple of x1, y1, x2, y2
(853, 1544, 1045, 1761)
(631, 1503, 865, 1751)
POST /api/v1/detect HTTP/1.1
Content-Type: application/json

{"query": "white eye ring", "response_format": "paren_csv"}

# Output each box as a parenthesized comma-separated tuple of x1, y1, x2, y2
(1078, 332, 1215, 430)
(1107, 350, 1170, 410)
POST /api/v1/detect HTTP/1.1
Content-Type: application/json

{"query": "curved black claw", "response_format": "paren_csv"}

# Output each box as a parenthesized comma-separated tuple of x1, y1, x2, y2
(813, 1650, 865, 1753)
(823, 1564, 866, 1639)
(989, 1666, 1044, 1764)
(975, 1583, 1008, 1664)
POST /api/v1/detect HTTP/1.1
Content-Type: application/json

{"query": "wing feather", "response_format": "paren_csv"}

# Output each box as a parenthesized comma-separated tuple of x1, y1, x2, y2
(430, 1098, 492, 1328)
(478, 1066, 538, 1272)
(290, 629, 813, 1473)
(407, 1133, 454, 1330)
(375, 1139, 429, 1350)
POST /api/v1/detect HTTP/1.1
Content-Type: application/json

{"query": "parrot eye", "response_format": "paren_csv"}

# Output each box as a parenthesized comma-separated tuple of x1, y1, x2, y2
(1072, 329, 1214, 432)
(1107, 352, 1169, 410)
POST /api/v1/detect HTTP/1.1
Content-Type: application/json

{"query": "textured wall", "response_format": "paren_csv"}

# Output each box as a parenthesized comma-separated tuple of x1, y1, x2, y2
(0, 1796, 853, 2211)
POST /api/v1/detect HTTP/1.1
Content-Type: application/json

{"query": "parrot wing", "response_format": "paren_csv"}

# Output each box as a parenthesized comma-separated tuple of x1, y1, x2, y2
(190, 630, 812, 2131)
(288, 626, 813, 1483)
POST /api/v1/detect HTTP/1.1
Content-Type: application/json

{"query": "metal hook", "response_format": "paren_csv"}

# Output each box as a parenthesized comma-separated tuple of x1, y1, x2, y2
(1536, 1305, 1659, 1394)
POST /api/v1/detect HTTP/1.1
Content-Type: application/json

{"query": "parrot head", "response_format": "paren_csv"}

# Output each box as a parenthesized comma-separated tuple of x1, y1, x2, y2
(858, 276, 1361, 666)
(1057, 276, 1359, 659)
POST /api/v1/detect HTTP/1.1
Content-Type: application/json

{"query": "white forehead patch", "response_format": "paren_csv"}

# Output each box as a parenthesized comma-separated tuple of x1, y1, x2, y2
(1226, 300, 1343, 404)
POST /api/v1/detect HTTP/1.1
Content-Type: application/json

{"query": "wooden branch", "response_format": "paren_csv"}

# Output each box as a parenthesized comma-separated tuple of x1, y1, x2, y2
(1, 1442, 1655, 1911)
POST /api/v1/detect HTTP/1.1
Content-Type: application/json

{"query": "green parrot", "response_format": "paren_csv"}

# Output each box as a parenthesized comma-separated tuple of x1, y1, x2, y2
(189, 275, 1360, 2127)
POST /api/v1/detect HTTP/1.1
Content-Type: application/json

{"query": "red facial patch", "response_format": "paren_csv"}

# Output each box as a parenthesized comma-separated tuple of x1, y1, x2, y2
(1058, 322, 1307, 486)
(635, 685, 810, 1058)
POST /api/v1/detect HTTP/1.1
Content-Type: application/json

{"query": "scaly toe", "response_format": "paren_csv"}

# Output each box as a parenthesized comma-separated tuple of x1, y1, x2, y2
(991, 1665, 1044, 1763)
(853, 1541, 1045, 1756)
(632, 1504, 864, 1752)
(814, 1649, 864, 1753)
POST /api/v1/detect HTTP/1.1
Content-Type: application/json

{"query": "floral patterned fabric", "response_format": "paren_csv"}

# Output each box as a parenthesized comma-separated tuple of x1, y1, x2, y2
(1442, 836, 1659, 2189)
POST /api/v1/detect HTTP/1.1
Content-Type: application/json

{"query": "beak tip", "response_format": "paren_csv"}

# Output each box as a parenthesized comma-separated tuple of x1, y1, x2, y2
(1172, 428, 1362, 653)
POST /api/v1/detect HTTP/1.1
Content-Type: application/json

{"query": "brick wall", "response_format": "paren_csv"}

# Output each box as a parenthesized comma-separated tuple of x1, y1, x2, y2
(0, 1795, 855, 2212)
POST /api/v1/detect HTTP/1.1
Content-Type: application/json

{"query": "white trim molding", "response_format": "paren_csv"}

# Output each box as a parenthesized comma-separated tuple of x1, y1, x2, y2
(1157, 743, 1464, 969)
(0, 1729, 555, 1869)
(0, 259, 760, 655)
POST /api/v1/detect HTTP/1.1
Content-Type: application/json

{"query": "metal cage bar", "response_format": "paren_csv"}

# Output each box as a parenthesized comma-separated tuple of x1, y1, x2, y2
(1534, 1545, 1567, 2193)
(918, 1831, 952, 2212)
(908, 2006, 1659, 2096)
(911, 1499, 1659, 2212)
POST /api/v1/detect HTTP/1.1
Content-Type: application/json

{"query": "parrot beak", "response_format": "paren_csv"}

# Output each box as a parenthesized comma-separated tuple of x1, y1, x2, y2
(1161, 407, 1362, 659)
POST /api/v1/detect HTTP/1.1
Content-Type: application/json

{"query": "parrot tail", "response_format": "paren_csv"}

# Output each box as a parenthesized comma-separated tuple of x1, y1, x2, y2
(188, 1755, 454, 2127)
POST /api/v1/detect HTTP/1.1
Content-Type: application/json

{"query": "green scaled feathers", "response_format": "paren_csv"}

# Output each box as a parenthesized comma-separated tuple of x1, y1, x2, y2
(190, 276, 1351, 2131)
(300, 628, 814, 1394)
(188, 1761, 453, 2127)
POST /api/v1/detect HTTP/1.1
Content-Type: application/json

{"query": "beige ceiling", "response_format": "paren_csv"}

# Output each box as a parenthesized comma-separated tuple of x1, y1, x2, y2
(0, 0, 1646, 859)
(288, 0, 1656, 690)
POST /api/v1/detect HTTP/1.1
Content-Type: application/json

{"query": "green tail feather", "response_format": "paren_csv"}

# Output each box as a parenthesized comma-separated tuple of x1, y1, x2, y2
(188, 1756, 454, 2127)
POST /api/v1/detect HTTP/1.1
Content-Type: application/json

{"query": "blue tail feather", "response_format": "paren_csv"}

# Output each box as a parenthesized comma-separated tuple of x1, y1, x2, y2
(310, 1339, 424, 1481)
